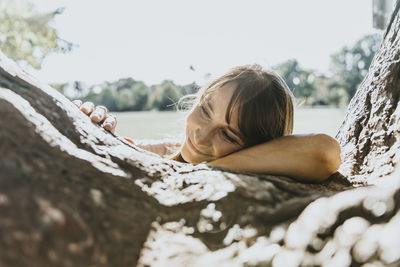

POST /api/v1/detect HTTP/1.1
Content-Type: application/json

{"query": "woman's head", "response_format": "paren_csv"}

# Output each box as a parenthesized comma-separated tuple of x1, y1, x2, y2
(180, 64, 294, 163)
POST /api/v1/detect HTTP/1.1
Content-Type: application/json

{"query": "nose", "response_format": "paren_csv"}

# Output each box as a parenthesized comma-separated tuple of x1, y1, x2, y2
(193, 126, 212, 147)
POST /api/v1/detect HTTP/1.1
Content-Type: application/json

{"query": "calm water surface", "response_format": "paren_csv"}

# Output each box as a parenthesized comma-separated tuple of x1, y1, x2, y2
(114, 107, 347, 140)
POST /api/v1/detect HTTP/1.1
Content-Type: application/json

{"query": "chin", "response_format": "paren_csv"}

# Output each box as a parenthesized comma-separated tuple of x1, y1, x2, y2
(181, 143, 208, 163)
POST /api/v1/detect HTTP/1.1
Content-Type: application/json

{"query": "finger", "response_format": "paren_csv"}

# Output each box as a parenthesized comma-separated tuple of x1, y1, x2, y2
(102, 114, 117, 132)
(80, 101, 94, 115)
(72, 99, 82, 108)
(90, 105, 107, 123)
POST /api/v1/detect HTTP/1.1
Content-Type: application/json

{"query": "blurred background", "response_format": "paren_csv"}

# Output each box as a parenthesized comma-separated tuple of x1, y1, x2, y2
(0, 0, 393, 139)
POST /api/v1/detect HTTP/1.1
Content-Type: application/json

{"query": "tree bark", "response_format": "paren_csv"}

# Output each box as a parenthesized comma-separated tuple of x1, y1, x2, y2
(1, 5, 400, 266)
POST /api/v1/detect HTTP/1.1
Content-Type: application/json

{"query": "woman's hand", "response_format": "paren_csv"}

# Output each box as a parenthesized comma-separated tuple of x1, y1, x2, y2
(72, 100, 117, 132)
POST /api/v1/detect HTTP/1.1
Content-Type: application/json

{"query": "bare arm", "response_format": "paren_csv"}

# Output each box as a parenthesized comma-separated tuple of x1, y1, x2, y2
(133, 139, 181, 158)
(208, 134, 341, 183)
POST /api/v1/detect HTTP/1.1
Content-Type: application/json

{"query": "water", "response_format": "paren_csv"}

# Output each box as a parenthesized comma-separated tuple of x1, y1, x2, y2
(114, 110, 186, 140)
(292, 107, 347, 137)
(114, 107, 347, 140)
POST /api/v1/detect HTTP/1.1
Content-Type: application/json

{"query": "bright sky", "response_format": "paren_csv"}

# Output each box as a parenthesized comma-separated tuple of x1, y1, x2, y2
(32, 0, 379, 86)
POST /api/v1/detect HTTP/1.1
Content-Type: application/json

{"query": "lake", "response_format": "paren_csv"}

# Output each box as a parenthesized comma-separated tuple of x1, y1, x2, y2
(114, 107, 347, 140)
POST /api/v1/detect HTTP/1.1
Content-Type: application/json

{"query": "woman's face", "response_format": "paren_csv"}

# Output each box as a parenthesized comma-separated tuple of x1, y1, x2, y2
(181, 82, 245, 163)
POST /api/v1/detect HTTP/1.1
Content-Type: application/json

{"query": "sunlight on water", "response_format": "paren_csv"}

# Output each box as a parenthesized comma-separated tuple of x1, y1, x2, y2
(114, 107, 347, 140)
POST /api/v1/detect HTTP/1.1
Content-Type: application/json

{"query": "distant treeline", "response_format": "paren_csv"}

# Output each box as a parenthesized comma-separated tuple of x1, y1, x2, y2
(53, 34, 381, 111)
(54, 79, 200, 112)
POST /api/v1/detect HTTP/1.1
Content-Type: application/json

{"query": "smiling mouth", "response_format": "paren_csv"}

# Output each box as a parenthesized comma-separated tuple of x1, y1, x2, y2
(187, 137, 209, 156)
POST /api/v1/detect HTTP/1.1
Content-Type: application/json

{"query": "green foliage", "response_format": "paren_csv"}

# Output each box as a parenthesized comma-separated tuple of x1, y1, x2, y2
(311, 75, 349, 107)
(103, 78, 150, 111)
(273, 34, 381, 107)
(329, 34, 381, 99)
(149, 80, 183, 111)
(0, 0, 72, 69)
(179, 82, 201, 95)
(61, 32, 380, 111)
(274, 59, 316, 105)
(80, 78, 148, 111)
(59, 78, 199, 112)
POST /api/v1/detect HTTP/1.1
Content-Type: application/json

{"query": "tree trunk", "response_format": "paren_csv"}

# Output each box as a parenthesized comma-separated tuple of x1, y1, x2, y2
(1, 6, 400, 267)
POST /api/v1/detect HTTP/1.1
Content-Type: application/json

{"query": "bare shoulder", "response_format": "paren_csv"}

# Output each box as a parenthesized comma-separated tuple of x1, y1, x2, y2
(134, 139, 182, 157)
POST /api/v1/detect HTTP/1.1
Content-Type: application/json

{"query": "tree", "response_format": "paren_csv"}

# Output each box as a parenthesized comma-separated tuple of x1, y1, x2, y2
(0, 0, 72, 69)
(179, 82, 201, 96)
(80, 78, 150, 112)
(1, 3, 400, 266)
(130, 81, 149, 111)
(115, 88, 136, 111)
(329, 34, 381, 99)
(98, 88, 118, 111)
(274, 59, 316, 104)
(149, 80, 182, 111)
(52, 77, 199, 112)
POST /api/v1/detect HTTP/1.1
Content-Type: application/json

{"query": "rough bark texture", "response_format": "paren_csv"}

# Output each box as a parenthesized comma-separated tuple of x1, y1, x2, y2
(1, 5, 400, 267)
(336, 2, 400, 186)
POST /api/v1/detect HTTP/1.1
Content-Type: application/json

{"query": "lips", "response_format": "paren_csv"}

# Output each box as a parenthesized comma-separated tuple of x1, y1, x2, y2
(187, 136, 209, 156)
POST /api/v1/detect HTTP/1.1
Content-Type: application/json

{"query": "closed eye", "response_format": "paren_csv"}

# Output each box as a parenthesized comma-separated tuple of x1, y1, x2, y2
(222, 130, 238, 144)
(200, 103, 210, 118)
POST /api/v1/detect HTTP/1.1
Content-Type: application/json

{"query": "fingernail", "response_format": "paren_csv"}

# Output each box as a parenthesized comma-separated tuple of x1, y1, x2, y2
(96, 105, 108, 113)
(81, 102, 94, 113)
(90, 113, 101, 122)
(94, 108, 106, 117)
(105, 121, 114, 128)
(73, 100, 82, 107)
(102, 123, 112, 131)
(102, 118, 114, 130)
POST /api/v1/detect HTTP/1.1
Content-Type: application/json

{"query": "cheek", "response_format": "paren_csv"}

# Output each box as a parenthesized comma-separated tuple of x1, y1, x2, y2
(213, 139, 242, 158)
(185, 109, 198, 131)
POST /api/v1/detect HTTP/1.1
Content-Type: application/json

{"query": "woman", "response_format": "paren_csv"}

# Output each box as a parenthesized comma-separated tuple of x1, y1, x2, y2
(74, 64, 341, 183)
